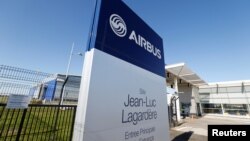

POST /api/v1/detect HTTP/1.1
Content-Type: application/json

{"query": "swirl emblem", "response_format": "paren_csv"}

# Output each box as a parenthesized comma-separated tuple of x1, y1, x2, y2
(109, 14, 127, 37)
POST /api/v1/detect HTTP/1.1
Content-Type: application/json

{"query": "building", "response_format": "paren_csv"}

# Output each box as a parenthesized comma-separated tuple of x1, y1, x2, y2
(165, 63, 207, 124)
(199, 80, 250, 117)
(40, 74, 81, 102)
(165, 63, 250, 122)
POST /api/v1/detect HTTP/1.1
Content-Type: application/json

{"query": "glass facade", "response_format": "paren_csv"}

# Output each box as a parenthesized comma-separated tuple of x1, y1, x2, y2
(223, 104, 248, 116)
(202, 104, 222, 114)
(199, 93, 210, 103)
(199, 84, 250, 117)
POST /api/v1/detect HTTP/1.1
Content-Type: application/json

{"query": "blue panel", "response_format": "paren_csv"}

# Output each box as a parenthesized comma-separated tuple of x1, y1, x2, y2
(88, 0, 165, 77)
(43, 79, 57, 100)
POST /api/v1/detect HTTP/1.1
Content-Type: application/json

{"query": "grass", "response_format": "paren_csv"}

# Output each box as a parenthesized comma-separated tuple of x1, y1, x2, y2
(0, 104, 76, 141)
(0, 96, 8, 104)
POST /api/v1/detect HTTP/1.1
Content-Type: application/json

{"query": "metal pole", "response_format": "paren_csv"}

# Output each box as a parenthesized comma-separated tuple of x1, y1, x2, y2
(53, 76, 69, 139)
(66, 42, 74, 77)
(60, 42, 74, 105)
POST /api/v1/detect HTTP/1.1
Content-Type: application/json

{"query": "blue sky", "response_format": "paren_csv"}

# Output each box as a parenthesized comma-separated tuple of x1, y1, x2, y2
(0, 0, 250, 82)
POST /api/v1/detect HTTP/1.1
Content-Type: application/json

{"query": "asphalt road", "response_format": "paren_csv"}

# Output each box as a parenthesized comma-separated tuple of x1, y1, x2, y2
(170, 130, 206, 141)
(170, 115, 250, 141)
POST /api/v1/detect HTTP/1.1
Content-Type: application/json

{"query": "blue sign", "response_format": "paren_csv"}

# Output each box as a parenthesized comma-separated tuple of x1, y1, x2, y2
(88, 0, 165, 77)
(73, 1, 170, 140)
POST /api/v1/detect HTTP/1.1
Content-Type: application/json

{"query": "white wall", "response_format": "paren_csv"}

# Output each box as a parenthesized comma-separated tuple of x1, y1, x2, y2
(177, 85, 201, 115)
(178, 85, 192, 104)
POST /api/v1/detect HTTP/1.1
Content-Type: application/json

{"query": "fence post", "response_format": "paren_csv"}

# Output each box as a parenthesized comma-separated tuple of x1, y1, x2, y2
(70, 106, 77, 141)
(53, 76, 69, 140)
(16, 108, 27, 141)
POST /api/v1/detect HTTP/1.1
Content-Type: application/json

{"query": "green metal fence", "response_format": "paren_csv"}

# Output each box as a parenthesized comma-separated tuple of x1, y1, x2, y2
(0, 104, 76, 141)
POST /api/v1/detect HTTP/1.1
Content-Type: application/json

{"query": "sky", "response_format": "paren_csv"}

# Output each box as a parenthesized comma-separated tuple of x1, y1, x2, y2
(0, 0, 250, 83)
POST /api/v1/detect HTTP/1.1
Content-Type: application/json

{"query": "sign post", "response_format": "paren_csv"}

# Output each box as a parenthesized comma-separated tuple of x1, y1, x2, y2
(73, 0, 170, 140)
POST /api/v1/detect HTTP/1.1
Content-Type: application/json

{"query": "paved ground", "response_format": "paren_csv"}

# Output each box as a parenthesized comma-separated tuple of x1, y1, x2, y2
(170, 115, 250, 141)
(170, 130, 206, 141)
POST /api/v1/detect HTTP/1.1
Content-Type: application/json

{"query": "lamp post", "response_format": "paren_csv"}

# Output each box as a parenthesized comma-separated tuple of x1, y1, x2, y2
(66, 42, 75, 78)
(59, 42, 82, 106)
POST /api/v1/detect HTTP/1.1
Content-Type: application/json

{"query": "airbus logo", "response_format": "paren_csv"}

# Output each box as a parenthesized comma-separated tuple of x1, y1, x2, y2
(109, 14, 161, 59)
(109, 14, 127, 37)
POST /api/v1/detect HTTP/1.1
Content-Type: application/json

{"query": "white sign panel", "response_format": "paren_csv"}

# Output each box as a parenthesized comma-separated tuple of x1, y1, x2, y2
(74, 49, 169, 141)
(6, 94, 31, 109)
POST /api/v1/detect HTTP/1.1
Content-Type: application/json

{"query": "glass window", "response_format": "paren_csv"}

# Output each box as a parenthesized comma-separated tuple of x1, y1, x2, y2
(218, 87, 227, 93)
(203, 108, 222, 114)
(210, 87, 217, 93)
(245, 86, 250, 92)
(199, 93, 210, 96)
(202, 103, 223, 114)
(223, 104, 247, 109)
(223, 104, 248, 116)
(202, 104, 221, 108)
(199, 93, 209, 98)
(227, 86, 241, 93)
(199, 88, 211, 93)
(199, 93, 210, 103)
(200, 99, 209, 103)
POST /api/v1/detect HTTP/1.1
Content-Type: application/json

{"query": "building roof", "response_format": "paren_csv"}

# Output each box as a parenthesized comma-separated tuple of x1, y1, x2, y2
(165, 63, 207, 86)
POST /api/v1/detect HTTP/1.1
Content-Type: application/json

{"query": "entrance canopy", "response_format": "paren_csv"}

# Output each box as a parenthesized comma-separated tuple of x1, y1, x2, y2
(165, 63, 207, 86)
